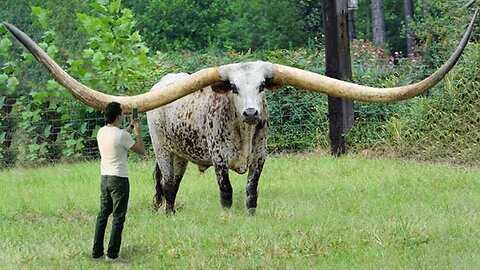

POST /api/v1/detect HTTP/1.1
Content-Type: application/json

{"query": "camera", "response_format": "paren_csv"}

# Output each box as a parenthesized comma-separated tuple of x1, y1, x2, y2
(132, 108, 138, 120)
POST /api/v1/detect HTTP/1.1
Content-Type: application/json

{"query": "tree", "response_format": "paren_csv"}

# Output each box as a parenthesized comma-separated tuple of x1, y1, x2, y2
(348, 0, 358, 40)
(371, 0, 386, 45)
(404, 0, 414, 56)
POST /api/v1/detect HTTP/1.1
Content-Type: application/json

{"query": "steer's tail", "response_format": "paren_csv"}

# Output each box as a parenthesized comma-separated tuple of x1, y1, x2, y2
(153, 162, 164, 209)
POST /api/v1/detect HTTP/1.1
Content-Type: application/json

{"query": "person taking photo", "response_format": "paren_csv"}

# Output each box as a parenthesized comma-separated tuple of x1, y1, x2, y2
(92, 101, 145, 262)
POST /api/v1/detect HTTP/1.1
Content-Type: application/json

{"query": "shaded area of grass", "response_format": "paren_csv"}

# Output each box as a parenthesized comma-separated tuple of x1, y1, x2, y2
(1, 156, 479, 269)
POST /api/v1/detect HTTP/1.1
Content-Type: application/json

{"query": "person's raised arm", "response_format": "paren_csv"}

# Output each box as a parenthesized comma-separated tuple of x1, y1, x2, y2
(129, 118, 145, 155)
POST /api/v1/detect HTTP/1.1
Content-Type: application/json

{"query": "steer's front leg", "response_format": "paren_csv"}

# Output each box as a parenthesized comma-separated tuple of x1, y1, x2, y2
(246, 158, 265, 215)
(214, 164, 233, 208)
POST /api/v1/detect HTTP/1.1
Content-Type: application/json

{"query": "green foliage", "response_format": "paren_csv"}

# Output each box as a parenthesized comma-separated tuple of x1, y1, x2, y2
(215, 0, 308, 51)
(130, 0, 226, 51)
(31, 6, 51, 29)
(297, 0, 323, 47)
(0, 25, 18, 165)
(125, 0, 309, 52)
(0, 0, 90, 57)
(73, 0, 156, 95)
(411, 0, 472, 66)
(2, 0, 161, 166)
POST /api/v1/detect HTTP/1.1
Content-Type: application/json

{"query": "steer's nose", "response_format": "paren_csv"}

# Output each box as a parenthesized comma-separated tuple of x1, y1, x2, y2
(243, 108, 259, 125)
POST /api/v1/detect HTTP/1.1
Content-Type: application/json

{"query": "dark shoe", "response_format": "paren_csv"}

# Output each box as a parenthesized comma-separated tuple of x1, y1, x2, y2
(92, 255, 104, 260)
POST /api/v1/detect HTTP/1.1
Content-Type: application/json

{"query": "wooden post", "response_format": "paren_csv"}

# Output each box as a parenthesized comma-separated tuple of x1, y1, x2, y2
(321, 0, 354, 156)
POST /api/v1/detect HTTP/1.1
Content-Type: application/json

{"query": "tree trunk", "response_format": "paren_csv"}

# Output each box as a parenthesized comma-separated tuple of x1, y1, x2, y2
(404, 0, 415, 57)
(348, 9, 356, 40)
(371, 0, 386, 45)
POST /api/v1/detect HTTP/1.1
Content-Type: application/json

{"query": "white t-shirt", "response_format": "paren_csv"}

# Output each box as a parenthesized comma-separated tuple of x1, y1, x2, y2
(97, 126, 135, 177)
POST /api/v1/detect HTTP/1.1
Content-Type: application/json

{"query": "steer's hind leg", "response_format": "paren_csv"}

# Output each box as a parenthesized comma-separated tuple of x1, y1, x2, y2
(245, 158, 265, 215)
(153, 162, 163, 209)
(214, 164, 233, 208)
(158, 153, 188, 214)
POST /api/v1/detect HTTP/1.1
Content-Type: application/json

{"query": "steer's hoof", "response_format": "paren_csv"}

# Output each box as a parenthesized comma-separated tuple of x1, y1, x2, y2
(220, 198, 233, 209)
(220, 192, 233, 208)
(151, 203, 162, 212)
(247, 208, 256, 215)
(221, 202, 233, 209)
(165, 205, 176, 215)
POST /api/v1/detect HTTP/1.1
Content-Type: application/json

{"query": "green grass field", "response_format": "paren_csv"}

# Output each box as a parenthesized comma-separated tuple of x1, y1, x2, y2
(1, 155, 480, 269)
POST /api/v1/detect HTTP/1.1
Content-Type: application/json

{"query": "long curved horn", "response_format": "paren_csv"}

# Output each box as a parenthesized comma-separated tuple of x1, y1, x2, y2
(272, 9, 478, 103)
(3, 23, 221, 113)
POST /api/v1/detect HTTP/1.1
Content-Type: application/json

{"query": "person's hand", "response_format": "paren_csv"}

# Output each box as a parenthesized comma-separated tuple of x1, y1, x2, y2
(130, 116, 142, 136)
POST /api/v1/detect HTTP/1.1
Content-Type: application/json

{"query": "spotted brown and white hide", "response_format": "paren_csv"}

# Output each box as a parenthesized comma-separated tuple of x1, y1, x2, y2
(147, 62, 276, 215)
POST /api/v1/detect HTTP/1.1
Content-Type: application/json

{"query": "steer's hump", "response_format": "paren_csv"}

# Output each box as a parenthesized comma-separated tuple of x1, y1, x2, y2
(150, 73, 190, 92)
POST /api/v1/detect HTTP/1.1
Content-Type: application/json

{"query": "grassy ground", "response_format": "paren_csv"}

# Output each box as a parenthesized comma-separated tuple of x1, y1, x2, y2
(1, 155, 479, 269)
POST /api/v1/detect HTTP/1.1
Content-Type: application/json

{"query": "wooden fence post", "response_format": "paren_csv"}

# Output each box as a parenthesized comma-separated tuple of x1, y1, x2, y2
(322, 0, 354, 156)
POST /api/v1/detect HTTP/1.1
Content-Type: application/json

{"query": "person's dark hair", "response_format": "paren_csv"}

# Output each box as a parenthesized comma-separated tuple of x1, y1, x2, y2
(104, 102, 122, 124)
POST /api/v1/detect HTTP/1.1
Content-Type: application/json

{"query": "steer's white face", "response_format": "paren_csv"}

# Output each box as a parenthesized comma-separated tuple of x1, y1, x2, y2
(219, 62, 274, 125)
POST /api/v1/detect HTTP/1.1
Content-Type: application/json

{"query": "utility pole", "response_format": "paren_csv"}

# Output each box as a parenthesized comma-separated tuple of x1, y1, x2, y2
(321, 0, 354, 156)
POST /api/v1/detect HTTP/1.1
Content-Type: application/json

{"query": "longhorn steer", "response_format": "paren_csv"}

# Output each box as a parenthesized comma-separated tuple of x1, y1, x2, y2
(3, 10, 477, 214)
(147, 64, 276, 214)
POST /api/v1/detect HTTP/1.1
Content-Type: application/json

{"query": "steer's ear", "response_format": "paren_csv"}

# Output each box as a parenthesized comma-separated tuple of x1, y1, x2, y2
(265, 78, 283, 91)
(210, 81, 231, 94)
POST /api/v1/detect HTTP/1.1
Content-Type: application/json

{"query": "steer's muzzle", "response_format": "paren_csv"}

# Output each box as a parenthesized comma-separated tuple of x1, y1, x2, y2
(243, 108, 260, 125)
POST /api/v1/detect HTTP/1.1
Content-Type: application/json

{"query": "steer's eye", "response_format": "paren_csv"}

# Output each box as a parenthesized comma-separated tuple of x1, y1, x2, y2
(231, 83, 238, 94)
(259, 81, 266, 93)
